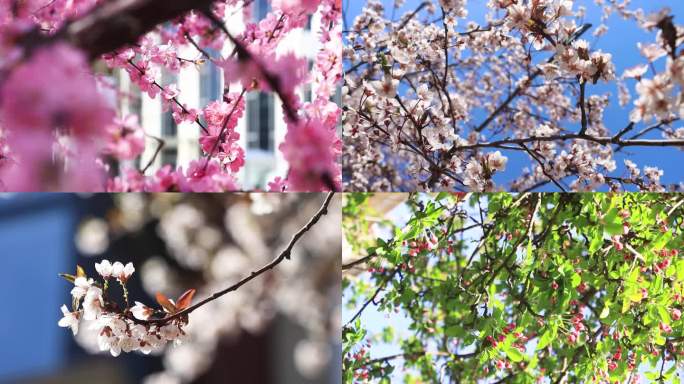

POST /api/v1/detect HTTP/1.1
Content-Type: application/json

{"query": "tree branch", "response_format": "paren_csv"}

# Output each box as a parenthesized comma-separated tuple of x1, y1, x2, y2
(446, 23, 593, 155)
(139, 192, 335, 325)
(343, 268, 399, 328)
(140, 134, 165, 174)
(19, 0, 216, 61)
(342, 223, 480, 271)
(578, 80, 588, 135)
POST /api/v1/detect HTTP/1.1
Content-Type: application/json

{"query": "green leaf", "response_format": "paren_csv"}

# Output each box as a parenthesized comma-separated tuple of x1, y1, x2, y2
(652, 231, 672, 251)
(603, 208, 623, 236)
(445, 326, 460, 337)
(505, 346, 524, 362)
(570, 273, 582, 288)
(677, 260, 684, 281)
(589, 233, 603, 254)
(622, 296, 631, 313)
(536, 330, 553, 350)
(382, 326, 395, 343)
(657, 305, 670, 324)
(629, 289, 643, 302)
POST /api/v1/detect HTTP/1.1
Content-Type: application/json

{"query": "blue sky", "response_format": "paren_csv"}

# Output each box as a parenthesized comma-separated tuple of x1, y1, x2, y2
(344, 0, 684, 191)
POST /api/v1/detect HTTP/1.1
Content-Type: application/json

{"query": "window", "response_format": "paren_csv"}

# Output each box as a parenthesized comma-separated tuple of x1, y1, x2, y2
(129, 86, 142, 119)
(161, 70, 177, 137)
(332, 82, 342, 105)
(200, 51, 222, 107)
(254, 0, 270, 20)
(247, 92, 274, 151)
(303, 60, 314, 103)
(161, 148, 178, 168)
(161, 110, 177, 136)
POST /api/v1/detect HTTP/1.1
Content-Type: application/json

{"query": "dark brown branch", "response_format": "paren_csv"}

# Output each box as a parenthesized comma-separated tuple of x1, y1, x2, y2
(184, 33, 215, 61)
(342, 253, 379, 271)
(578, 80, 588, 135)
(450, 132, 684, 150)
(20, 0, 216, 61)
(446, 22, 592, 152)
(344, 268, 399, 328)
(341, 223, 480, 271)
(140, 134, 165, 174)
(396, 1, 430, 31)
(518, 143, 567, 192)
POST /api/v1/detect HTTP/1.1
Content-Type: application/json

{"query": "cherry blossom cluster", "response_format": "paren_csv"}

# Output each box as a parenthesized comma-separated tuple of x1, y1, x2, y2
(0, 0, 342, 191)
(343, 0, 684, 192)
(58, 260, 193, 356)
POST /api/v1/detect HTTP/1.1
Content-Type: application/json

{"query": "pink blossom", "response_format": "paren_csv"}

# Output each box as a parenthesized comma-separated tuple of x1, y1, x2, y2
(220, 53, 308, 99)
(103, 115, 145, 160)
(267, 176, 288, 192)
(171, 103, 199, 125)
(280, 118, 341, 191)
(177, 159, 238, 192)
(0, 0, 342, 192)
(272, 0, 320, 13)
(145, 165, 179, 192)
(106, 168, 146, 192)
(0, 42, 113, 148)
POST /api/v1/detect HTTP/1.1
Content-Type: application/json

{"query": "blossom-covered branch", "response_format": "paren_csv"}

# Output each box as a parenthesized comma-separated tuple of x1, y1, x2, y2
(16, 0, 217, 61)
(343, 1, 684, 192)
(59, 191, 334, 356)
(0, 0, 342, 191)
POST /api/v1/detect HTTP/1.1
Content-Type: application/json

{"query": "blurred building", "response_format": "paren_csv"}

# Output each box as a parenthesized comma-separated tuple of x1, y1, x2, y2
(114, 0, 320, 189)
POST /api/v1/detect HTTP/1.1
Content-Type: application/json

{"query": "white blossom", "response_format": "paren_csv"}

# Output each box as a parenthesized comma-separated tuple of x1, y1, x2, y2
(486, 151, 508, 172)
(95, 259, 113, 279)
(344, 0, 684, 192)
(62, 261, 198, 358)
(70, 276, 93, 300)
(112, 261, 135, 283)
(132, 301, 154, 320)
(371, 77, 399, 99)
(623, 64, 648, 80)
(160, 324, 181, 341)
(83, 286, 104, 321)
(58, 305, 80, 335)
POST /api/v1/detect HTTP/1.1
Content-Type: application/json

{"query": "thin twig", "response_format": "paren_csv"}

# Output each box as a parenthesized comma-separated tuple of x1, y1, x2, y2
(343, 268, 399, 328)
(140, 192, 335, 325)
(141, 134, 165, 174)
(202, 9, 299, 122)
(127, 59, 209, 134)
(341, 223, 480, 271)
